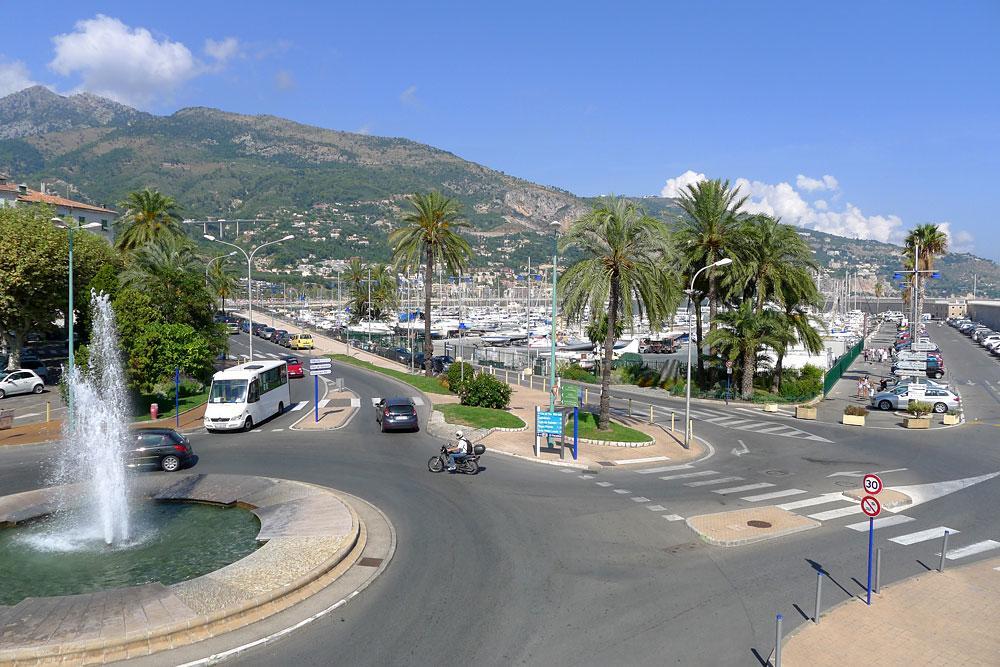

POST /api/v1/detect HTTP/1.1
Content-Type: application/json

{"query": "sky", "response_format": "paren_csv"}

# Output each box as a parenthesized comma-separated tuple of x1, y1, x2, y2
(1, 1, 998, 259)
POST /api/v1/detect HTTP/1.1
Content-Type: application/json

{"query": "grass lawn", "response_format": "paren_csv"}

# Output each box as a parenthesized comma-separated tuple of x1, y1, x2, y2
(133, 389, 210, 422)
(436, 404, 525, 430)
(332, 354, 452, 395)
(568, 411, 652, 443)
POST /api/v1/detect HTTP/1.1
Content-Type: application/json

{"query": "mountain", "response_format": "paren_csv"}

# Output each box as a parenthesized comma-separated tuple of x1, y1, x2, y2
(0, 87, 996, 297)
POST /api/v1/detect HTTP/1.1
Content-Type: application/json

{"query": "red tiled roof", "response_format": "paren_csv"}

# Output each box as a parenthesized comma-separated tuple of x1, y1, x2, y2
(16, 190, 116, 214)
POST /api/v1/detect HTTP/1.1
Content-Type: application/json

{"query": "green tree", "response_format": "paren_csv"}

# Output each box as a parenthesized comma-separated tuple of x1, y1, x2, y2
(348, 263, 398, 323)
(390, 192, 472, 376)
(771, 271, 825, 392)
(903, 223, 948, 320)
(127, 322, 216, 393)
(584, 312, 624, 348)
(674, 179, 748, 379)
(706, 301, 785, 400)
(735, 215, 816, 313)
(114, 188, 185, 253)
(208, 260, 238, 314)
(559, 197, 680, 429)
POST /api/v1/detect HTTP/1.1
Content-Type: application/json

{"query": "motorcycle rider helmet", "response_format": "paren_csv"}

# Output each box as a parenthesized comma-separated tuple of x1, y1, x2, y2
(455, 430, 464, 439)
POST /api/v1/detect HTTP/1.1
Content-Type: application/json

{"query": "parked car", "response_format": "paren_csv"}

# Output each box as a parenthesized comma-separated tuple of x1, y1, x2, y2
(374, 397, 419, 432)
(871, 386, 960, 413)
(268, 329, 288, 343)
(274, 332, 291, 347)
(127, 428, 195, 472)
(284, 356, 305, 378)
(431, 355, 454, 374)
(289, 333, 314, 350)
(226, 322, 240, 334)
(980, 334, 1000, 348)
(259, 326, 275, 340)
(0, 369, 45, 398)
(892, 356, 945, 379)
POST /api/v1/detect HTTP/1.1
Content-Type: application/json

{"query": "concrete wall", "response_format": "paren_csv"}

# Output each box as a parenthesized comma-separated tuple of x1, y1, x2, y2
(829, 297, 957, 318)
(966, 301, 1000, 330)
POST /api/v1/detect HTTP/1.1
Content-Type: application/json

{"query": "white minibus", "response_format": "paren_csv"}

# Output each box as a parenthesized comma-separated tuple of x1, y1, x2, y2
(204, 360, 290, 432)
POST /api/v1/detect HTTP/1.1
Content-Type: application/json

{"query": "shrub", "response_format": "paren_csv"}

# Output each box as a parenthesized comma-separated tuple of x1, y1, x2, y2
(612, 352, 643, 369)
(446, 362, 475, 394)
(559, 364, 598, 384)
(906, 401, 933, 418)
(460, 372, 512, 409)
(844, 405, 869, 417)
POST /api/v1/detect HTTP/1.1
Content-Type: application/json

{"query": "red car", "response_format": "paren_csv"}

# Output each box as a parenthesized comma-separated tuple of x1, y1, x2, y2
(284, 356, 304, 378)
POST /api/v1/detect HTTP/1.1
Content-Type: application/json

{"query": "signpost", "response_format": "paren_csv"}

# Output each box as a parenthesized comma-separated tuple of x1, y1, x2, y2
(861, 474, 883, 606)
(725, 360, 733, 403)
(537, 410, 563, 436)
(897, 351, 927, 363)
(560, 384, 580, 407)
(309, 358, 333, 422)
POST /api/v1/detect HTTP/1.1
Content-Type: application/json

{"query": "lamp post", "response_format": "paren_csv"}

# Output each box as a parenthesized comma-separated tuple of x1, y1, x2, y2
(204, 234, 294, 361)
(684, 257, 732, 449)
(548, 221, 561, 415)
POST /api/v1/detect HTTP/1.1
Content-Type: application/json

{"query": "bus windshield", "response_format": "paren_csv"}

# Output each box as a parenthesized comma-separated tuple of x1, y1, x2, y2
(210, 379, 248, 403)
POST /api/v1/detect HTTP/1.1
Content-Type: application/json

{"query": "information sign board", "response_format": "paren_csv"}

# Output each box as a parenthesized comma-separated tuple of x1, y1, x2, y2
(560, 384, 580, 406)
(537, 410, 563, 435)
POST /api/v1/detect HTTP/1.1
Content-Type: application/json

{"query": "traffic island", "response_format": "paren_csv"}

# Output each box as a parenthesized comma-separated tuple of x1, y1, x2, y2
(0, 474, 393, 665)
(291, 389, 359, 431)
(686, 507, 819, 547)
(843, 487, 911, 509)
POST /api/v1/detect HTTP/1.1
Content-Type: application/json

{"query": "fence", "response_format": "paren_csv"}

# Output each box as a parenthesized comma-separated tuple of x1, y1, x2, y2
(822, 339, 864, 396)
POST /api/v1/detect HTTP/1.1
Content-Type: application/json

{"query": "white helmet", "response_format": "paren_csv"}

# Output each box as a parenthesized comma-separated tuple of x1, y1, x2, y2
(455, 431, 464, 439)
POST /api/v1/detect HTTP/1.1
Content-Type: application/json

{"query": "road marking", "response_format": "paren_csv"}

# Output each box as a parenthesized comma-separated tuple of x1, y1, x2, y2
(411, 396, 424, 406)
(662, 514, 685, 521)
(713, 482, 775, 495)
(251, 428, 263, 433)
(731, 440, 750, 457)
(889, 526, 959, 545)
(845, 515, 915, 531)
(595, 481, 613, 487)
(754, 425, 793, 434)
(264, 353, 278, 359)
(808, 505, 863, 521)
(646, 505, 667, 511)
(560, 469, 574, 473)
(613, 489, 630, 494)
(942, 540, 1000, 560)
(317, 399, 330, 409)
(271, 428, 284, 432)
(637, 464, 692, 475)
(13, 412, 42, 420)
(350, 398, 360, 408)
(740, 488, 807, 502)
(579, 474, 594, 479)
(659, 470, 719, 481)
(776, 493, 848, 511)
(614, 456, 670, 465)
(686, 476, 744, 487)
(703, 416, 742, 424)
(631, 497, 650, 503)
(713, 418, 754, 427)
(290, 401, 307, 411)
(886, 472, 1000, 513)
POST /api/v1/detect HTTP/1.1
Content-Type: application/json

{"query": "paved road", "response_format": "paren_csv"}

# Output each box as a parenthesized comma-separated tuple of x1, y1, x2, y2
(2, 331, 1000, 665)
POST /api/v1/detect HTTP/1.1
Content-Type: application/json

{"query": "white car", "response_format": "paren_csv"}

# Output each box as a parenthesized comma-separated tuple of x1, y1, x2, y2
(0, 369, 45, 398)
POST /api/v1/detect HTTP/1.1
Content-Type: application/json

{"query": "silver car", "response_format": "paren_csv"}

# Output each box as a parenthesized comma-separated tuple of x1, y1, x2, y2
(871, 385, 960, 413)
(0, 369, 45, 399)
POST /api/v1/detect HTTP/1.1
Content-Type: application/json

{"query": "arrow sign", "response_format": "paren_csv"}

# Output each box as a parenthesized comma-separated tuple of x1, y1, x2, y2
(309, 360, 332, 369)
(310, 369, 332, 376)
(731, 440, 750, 457)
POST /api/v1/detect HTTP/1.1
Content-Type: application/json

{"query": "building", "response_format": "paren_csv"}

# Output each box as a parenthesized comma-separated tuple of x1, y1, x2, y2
(0, 176, 116, 243)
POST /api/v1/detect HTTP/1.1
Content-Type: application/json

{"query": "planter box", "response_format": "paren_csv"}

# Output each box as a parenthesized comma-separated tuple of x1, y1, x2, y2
(842, 414, 866, 426)
(796, 406, 817, 420)
(762, 403, 778, 413)
(904, 417, 931, 429)
(942, 413, 960, 425)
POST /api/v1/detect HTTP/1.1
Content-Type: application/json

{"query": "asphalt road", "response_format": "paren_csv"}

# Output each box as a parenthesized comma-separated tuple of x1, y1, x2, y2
(2, 329, 999, 665)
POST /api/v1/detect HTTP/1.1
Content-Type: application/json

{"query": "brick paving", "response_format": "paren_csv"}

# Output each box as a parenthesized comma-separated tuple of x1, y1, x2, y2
(686, 507, 819, 546)
(783, 555, 1000, 666)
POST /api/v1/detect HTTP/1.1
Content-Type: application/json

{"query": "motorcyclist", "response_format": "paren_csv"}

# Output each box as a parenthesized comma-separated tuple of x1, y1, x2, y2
(447, 431, 472, 472)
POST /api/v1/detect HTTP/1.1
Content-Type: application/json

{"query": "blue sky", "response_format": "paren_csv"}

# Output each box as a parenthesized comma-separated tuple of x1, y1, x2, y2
(1, 1, 998, 259)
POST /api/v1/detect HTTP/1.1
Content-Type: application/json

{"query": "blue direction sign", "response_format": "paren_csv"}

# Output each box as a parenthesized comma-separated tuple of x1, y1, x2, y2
(537, 410, 563, 435)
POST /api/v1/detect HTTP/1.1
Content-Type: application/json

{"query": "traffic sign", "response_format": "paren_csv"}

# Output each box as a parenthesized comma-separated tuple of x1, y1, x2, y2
(897, 351, 927, 362)
(863, 474, 883, 495)
(560, 384, 580, 406)
(861, 495, 881, 518)
(309, 359, 332, 369)
(895, 360, 926, 371)
(537, 410, 563, 435)
(310, 368, 332, 376)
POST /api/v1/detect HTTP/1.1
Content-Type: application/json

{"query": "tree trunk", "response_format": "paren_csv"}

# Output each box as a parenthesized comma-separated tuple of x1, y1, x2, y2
(598, 276, 620, 430)
(5, 329, 23, 371)
(741, 344, 756, 400)
(693, 296, 705, 380)
(424, 248, 434, 376)
(771, 350, 784, 393)
(708, 271, 718, 332)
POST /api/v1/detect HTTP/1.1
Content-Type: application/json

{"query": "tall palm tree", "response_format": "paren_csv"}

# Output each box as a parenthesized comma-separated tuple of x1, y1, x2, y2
(208, 260, 238, 314)
(903, 224, 948, 321)
(390, 192, 472, 376)
(873, 279, 885, 314)
(675, 179, 748, 378)
(115, 188, 185, 253)
(119, 235, 200, 291)
(771, 270, 825, 392)
(735, 214, 816, 313)
(348, 263, 399, 322)
(706, 301, 784, 400)
(559, 197, 680, 429)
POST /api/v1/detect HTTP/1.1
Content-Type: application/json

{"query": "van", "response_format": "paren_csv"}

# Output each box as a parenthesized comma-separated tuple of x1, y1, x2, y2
(289, 333, 314, 350)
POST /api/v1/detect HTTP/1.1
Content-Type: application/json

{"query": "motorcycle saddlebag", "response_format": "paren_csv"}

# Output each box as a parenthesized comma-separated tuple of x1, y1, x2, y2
(473, 444, 486, 455)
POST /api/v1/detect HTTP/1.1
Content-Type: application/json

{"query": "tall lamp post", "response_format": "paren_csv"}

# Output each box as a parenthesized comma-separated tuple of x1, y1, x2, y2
(204, 234, 294, 361)
(51, 217, 101, 420)
(684, 257, 732, 449)
(548, 221, 561, 443)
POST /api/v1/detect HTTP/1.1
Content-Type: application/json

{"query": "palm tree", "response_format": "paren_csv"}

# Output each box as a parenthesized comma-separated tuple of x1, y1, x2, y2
(348, 263, 398, 322)
(115, 188, 185, 253)
(390, 192, 472, 376)
(584, 312, 624, 349)
(559, 197, 680, 429)
(873, 279, 885, 314)
(675, 179, 748, 378)
(208, 260, 238, 314)
(119, 235, 200, 291)
(706, 301, 785, 400)
(903, 224, 948, 321)
(771, 271, 825, 392)
(736, 215, 816, 313)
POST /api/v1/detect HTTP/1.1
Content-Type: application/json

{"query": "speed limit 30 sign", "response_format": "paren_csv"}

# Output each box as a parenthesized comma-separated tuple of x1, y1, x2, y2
(863, 474, 883, 495)
(861, 495, 881, 518)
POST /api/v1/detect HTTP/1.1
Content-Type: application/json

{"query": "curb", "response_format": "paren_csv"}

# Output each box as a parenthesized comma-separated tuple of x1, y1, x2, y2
(289, 382, 360, 432)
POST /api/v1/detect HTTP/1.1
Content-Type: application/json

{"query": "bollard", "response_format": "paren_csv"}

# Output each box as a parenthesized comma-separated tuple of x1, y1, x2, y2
(584, 387, 588, 404)
(875, 548, 882, 594)
(46, 401, 51, 422)
(505, 369, 509, 383)
(813, 570, 823, 622)
(774, 614, 783, 667)
(628, 398, 632, 416)
(939, 531, 949, 572)
(529, 375, 533, 390)
(689, 419, 694, 440)
(671, 412, 675, 433)
(649, 404, 654, 424)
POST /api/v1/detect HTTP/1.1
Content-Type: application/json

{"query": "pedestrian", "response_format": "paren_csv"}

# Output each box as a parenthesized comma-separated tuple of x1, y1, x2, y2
(857, 377, 865, 400)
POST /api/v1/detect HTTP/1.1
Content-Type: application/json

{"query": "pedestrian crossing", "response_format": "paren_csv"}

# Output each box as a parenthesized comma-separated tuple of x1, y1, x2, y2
(646, 404, 832, 443)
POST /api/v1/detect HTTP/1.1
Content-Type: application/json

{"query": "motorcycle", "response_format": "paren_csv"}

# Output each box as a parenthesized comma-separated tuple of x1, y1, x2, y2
(428, 443, 483, 475)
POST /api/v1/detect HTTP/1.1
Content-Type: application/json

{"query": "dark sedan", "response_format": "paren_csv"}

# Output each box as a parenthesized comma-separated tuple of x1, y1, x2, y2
(127, 428, 195, 472)
(374, 397, 419, 432)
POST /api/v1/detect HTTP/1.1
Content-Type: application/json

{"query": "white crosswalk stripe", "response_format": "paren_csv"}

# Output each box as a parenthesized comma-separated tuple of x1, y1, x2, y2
(662, 514, 685, 521)
(613, 489, 630, 494)
(637, 464, 692, 475)
(411, 396, 424, 406)
(686, 476, 744, 487)
(595, 481, 613, 487)
(777, 493, 847, 511)
(713, 482, 775, 495)
(290, 401, 307, 412)
(741, 488, 807, 502)
(646, 505, 667, 512)
(845, 515, 915, 531)
(652, 404, 832, 442)
(754, 425, 795, 434)
(808, 505, 863, 521)
(942, 540, 1000, 560)
(579, 475, 594, 479)
(659, 470, 719, 481)
(631, 497, 650, 503)
(889, 526, 959, 545)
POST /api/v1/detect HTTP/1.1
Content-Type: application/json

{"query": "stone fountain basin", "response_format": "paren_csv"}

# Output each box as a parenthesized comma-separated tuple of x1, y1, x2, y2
(0, 474, 361, 664)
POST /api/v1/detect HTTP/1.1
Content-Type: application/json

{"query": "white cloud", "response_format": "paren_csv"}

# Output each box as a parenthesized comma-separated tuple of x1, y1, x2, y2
(204, 37, 240, 63)
(0, 57, 37, 96)
(795, 174, 839, 192)
(399, 84, 419, 106)
(273, 69, 295, 91)
(814, 199, 828, 211)
(356, 123, 372, 135)
(936, 222, 975, 253)
(660, 169, 707, 198)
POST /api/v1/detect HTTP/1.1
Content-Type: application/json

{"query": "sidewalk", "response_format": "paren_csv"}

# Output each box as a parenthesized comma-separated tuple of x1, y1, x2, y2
(0, 403, 209, 447)
(782, 555, 1000, 665)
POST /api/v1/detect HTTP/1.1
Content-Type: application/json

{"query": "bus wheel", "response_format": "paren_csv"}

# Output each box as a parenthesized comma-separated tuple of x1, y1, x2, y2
(244, 417, 254, 431)
(278, 402, 285, 414)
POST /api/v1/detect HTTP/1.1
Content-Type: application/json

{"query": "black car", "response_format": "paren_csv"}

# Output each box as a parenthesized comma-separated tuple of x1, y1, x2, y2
(127, 428, 195, 472)
(274, 332, 291, 347)
(374, 397, 419, 432)
(431, 355, 454, 374)
(268, 328, 288, 343)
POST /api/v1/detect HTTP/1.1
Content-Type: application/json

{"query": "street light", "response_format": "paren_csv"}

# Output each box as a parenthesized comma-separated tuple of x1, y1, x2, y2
(683, 257, 732, 449)
(204, 233, 294, 361)
(548, 221, 561, 442)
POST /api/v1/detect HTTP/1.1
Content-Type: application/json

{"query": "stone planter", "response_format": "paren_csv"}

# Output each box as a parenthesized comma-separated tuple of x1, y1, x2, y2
(904, 417, 931, 429)
(762, 403, 778, 413)
(842, 414, 866, 426)
(796, 406, 817, 420)
(942, 413, 960, 425)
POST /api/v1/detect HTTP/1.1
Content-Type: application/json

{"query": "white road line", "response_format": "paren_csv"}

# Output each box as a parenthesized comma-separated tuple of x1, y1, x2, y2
(776, 493, 848, 511)
(614, 456, 670, 465)
(595, 481, 613, 487)
(943, 540, 1000, 560)
(646, 505, 667, 511)
(613, 489, 630, 494)
(740, 488, 807, 502)
(808, 505, 863, 521)
(271, 428, 284, 432)
(631, 497, 650, 503)
(889, 526, 959, 546)
(686, 476, 744, 487)
(411, 396, 424, 406)
(637, 464, 692, 475)
(13, 412, 41, 420)
(659, 470, 719, 481)
(730, 421, 772, 430)
(560, 469, 574, 473)
(709, 418, 754, 427)
(251, 428, 263, 433)
(579, 475, 594, 479)
(702, 416, 741, 424)
(290, 401, 307, 412)
(662, 514, 685, 521)
(754, 425, 794, 434)
(845, 515, 915, 531)
(317, 399, 330, 409)
(349, 398, 360, 408)
(713, 482, 775, 495)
